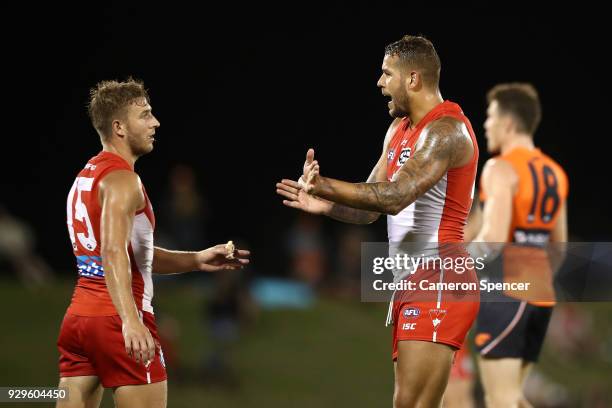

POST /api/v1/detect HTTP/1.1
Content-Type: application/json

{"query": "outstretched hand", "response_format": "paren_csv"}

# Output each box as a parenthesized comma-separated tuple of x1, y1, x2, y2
(196, 244, 250, 272)
(300, 160, 321, 194)
(298, 148, 321, 193)
(303, 148, 315, 178)
(276, 148, 329, 214)
(276, 178, 330, 214)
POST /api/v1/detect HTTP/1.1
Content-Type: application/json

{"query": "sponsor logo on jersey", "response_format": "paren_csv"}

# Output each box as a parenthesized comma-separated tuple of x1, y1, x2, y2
(397, 148, 411, 166)
(429, 308, 447, 329)
(387, 149, 395, 163)
(402, 323, 417, 331)
(76, 255, 105, 277)
(403, 307, 420, 319)
(513, 229, 550, 247)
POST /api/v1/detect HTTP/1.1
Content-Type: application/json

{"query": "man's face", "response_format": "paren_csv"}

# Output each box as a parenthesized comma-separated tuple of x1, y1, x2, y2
(377, 54, 410, 118)
(123, 98, 160, 156)
(484, 100, 510, 154)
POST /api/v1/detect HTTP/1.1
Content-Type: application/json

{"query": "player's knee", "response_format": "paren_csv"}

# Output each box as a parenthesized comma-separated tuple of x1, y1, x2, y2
(57, 377, 80, 396)
(56, 377, 101, 408)
(519, 396, 535, 408)
(485, 388, 522, 408)
(393, 386, 418, 408)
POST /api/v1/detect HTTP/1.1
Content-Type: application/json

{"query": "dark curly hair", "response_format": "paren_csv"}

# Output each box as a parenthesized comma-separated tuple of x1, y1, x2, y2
(385, 35, 441, 88)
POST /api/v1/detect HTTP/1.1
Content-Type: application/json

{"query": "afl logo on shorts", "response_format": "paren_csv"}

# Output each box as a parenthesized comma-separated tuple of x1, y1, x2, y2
(403, 307, 420, 318)
(397, 148, 411, 166)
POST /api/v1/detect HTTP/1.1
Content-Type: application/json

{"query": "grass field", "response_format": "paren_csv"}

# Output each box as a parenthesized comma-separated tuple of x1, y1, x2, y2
(0, 279, 392, 407)
(0, 278, 610, 407)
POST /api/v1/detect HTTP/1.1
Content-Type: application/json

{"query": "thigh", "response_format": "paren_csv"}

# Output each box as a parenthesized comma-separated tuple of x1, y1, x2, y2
(443, 378, 474, 408)
(56, 376, 103, 408)
(113, 380, 167, 408)
(395, 340, 455, 407)
(520, 361, 534, 385)
(477, 356, 523, 398)
(523, 305, 553, 362)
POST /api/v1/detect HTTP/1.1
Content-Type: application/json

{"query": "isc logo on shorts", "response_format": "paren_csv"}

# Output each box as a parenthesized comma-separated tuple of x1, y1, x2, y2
(402, 323, 416, 330)
(403, 307, 420, 318)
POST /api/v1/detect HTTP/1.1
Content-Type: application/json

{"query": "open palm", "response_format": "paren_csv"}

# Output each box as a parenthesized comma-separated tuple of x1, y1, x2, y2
(276, 178, 330, 214)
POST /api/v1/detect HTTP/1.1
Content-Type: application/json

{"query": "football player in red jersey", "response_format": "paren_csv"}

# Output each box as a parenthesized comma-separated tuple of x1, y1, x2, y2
(277, 35, 479, 408)
(57, 78, 249, 408)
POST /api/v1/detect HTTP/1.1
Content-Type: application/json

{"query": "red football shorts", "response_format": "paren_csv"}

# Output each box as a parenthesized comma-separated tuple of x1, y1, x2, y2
(390, 266, 480, 361)
(57, 311, 167, 388)
(390, 260, 480, 360)
(392, 299, 479, 360)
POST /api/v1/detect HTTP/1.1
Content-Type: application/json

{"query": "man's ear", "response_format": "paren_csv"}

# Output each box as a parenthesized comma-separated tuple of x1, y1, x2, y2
(502, 115, 515, 134)
(112, 119, 126, 138)
(407, 71, 422, 91)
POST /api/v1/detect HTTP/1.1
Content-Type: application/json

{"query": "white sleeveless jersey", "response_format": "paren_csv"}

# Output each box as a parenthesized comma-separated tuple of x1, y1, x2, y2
(384, 101, 478, 283)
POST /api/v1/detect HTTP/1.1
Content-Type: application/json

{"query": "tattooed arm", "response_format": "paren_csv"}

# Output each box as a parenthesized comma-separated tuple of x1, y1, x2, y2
(325, 156, 384, 224)
(308, 117, 474, 215)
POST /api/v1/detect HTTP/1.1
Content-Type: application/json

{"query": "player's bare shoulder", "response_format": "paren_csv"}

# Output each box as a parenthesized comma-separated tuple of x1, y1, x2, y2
(98, 170, 145, 209)
(481, 158, 518, 189)
(417, 116, 474, 168)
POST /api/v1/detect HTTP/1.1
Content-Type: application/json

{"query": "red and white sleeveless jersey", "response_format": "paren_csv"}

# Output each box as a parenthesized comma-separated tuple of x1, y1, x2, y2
(386, 101, 478, 244)
(65, 151, 156, 316)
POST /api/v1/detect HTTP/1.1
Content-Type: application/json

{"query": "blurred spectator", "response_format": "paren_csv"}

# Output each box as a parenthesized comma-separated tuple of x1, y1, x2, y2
(547, 304, 595, 356)
(330, 225, 373, 298)
(156, 164, 209, 251)
(286, 213, 327, 287)
(0, 204, 54, 288)
(156, 313, 182, 380)
(523, 304, 609, 407)
(201, 247, 257, 388)
(523, 368, 570, 408)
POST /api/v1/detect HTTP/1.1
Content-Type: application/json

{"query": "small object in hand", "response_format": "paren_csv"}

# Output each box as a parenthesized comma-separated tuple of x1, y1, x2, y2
(225, 240, 235, 259)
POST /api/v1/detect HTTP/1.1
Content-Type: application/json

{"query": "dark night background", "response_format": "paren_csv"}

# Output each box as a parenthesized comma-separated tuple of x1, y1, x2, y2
(2, 4, 611, 275)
